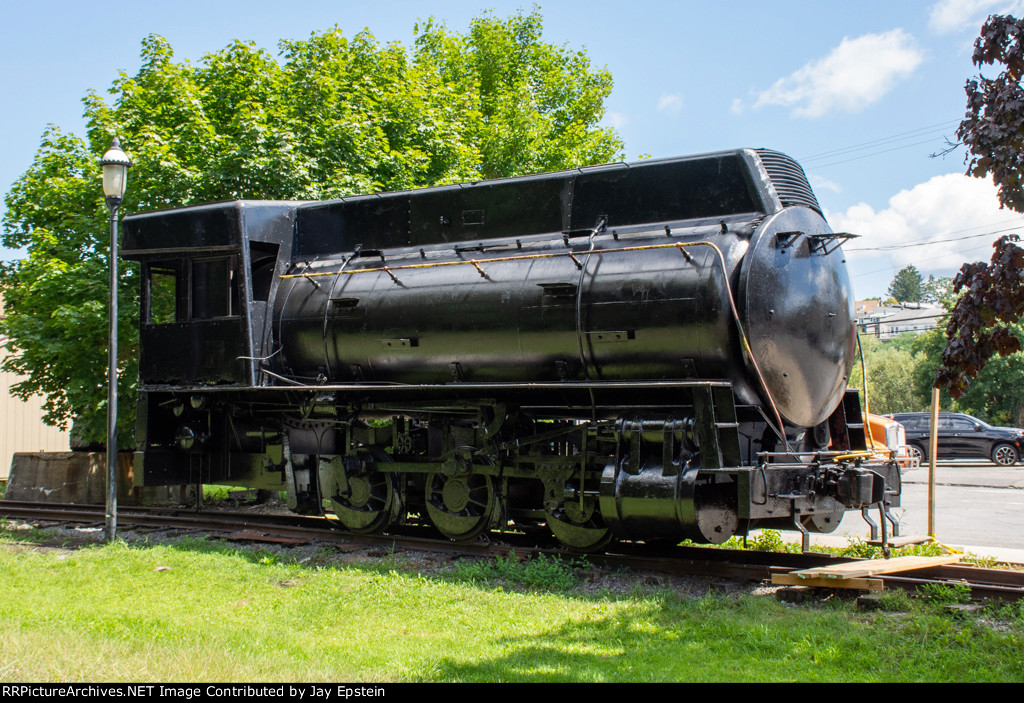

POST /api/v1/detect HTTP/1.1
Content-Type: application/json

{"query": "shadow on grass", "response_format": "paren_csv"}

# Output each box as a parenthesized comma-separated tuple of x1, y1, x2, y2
(422, 597, 850, 683)
(429, 613, 703, 682)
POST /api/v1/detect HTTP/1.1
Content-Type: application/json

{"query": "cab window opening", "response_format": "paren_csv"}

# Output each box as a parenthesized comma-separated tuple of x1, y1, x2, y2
(144, 255, 239, 324)
(249, 242, 280, 302)
(192, 256, 239, 319)
(147, 263, 180, 325)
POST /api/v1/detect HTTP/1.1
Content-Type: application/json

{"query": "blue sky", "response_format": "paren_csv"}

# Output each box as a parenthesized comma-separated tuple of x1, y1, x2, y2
(3, 0, 1024, 298)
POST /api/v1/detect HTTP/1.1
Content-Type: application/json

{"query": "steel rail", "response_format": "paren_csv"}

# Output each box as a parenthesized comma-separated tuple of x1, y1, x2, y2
(878, 574, 1024, 602)
(3, 501, 1023, 600)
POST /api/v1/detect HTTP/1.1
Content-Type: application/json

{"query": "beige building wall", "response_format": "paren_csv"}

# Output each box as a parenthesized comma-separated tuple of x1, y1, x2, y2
(1, 292, 71, 479)
(0, 356, 71, 480)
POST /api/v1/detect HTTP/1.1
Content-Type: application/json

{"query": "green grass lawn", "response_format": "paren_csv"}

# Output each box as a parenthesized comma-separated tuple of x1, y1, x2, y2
(0, 527, 1022, 683)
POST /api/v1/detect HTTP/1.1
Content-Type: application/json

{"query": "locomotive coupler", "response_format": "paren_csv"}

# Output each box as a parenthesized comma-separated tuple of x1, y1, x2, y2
(815, 466, 885, 509)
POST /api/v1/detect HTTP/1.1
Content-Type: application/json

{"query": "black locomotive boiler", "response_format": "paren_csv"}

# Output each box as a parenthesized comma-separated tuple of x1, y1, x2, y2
(122, 149, 901, 551)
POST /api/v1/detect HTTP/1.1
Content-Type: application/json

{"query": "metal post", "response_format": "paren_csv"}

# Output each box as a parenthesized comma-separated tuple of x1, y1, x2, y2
(928, 386, 940, 538)
(101, 136, 129, 544)
(106, 199, 120, 543)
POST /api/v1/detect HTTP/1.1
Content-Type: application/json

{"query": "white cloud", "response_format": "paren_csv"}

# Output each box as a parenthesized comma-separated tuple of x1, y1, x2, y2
(828, 173, 1024, 273)
(928, 0, 1024, 34)
(744, 30, 924, 118)
(809, 175, 842, 194)
(657, 93, 684, 115)
(605, 112, 629, 129)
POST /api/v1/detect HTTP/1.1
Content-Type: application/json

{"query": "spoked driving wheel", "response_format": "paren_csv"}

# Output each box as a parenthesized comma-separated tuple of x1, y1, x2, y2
(545, 484, 612, 552)
(424, 472, 501, 541)
(325, 453, 403, 534)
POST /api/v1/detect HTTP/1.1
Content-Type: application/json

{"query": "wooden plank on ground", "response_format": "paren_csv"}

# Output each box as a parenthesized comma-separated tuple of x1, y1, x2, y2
(789, 555, 963, 580)
(771, 573, 883, 591)
(866, 535, 932, 548)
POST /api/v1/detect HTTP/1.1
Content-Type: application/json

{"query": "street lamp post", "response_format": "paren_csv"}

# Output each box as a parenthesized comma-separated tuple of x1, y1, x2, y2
(100, 137, 131, 543)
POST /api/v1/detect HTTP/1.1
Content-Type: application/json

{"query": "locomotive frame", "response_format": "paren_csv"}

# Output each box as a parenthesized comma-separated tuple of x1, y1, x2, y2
(122, 149, 902, 551)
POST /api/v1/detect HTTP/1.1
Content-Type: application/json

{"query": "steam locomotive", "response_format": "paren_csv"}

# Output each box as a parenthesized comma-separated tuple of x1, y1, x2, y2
(122, 149, 901, 551)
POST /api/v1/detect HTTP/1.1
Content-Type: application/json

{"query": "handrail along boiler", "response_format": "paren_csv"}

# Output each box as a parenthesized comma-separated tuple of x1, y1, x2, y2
(122, 149, 901, 550)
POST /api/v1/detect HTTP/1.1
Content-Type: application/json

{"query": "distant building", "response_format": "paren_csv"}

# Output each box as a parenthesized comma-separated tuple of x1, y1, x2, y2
(855, 300, 947, 340)
(0, 295, 70, 479)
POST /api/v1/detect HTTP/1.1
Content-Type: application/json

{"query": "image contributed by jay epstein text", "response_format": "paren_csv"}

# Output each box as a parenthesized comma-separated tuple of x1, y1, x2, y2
(1, 686, 388, 700)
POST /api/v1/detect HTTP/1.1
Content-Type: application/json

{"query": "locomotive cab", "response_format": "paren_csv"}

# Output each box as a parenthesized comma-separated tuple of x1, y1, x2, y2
(124, 201, 293, 387)
(123, 202, 293, 487)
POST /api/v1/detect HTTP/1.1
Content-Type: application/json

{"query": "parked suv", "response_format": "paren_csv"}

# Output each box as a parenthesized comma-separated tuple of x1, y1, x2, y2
(887, 412, 1024, 466)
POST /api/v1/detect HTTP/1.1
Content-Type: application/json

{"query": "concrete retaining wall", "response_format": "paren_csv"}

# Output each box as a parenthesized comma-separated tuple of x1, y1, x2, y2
(4, 452, 189, 505)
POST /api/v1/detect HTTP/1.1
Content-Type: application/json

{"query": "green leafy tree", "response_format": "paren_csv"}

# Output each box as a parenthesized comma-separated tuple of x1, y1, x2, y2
(413, 11, 621, 178)
(904, 325, 1024, 427)
(908, 329, 956, 411)
(887, 264, 923, 303)
(849, 334, 929, 416)
(921, 275, 955, 308)
(955, 336, 1024, 426)
(851, 318, 1024, 426)
(1, 9, 623, 447)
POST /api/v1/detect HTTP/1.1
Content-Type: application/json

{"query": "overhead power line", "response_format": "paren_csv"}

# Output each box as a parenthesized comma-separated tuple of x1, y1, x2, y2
(851, 240, 1001, 278)
(845, 224, 1024, 252)
(798, 120, 959, 163)
(797, 120, 961, 171)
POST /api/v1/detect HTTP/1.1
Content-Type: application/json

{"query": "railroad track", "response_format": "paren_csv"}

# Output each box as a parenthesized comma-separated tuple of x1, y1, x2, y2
(3, 500, 1023, 601)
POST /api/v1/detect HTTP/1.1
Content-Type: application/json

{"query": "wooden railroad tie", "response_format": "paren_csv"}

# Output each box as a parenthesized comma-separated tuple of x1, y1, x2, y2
(771, 555, 964, 591)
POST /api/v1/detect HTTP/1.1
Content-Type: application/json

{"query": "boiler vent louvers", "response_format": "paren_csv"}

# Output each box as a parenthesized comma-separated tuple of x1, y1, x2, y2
(756, 148, 822, 216)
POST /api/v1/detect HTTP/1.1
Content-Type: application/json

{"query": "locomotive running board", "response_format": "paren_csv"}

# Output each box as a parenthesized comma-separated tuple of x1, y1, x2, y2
(145, 379, 738, 394)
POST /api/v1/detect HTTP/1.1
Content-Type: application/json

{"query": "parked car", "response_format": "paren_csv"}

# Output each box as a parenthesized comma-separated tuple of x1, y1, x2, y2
(886, 412, 1024, 466)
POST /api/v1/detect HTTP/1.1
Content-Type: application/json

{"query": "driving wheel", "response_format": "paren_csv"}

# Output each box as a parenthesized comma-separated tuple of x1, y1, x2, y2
(545, 483, 612, 552)
(325, 453, 403, 534)
(424, 472, 501, 541)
